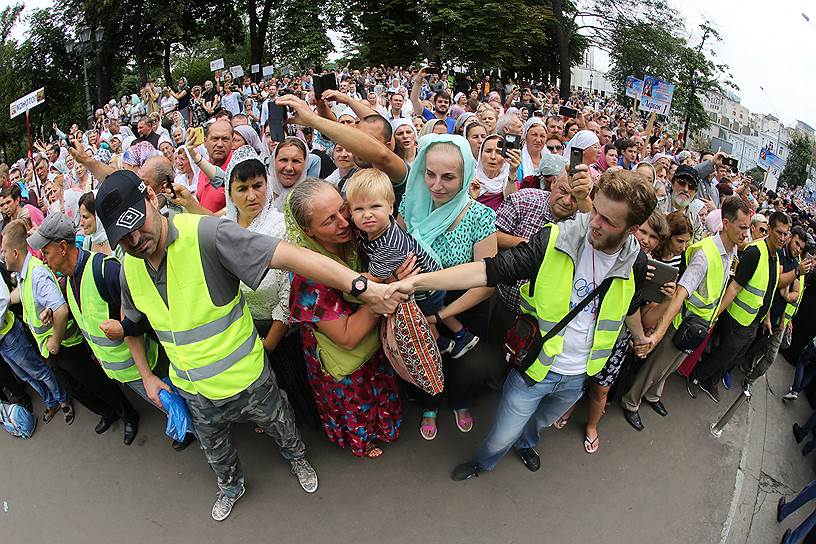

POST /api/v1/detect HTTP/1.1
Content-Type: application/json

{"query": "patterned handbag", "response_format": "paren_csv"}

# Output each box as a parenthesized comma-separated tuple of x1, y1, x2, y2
(380, 299, 444, 395)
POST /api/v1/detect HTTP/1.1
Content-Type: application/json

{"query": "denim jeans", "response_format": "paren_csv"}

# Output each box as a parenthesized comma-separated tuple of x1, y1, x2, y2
(475, 369, 587, 471)
(780, 479, 816, 543)
(792, 338, 816, 394)
(0, 319, 66, 408)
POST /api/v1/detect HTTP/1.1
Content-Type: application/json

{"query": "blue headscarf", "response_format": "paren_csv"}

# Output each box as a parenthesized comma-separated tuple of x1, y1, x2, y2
(400, 133, 476, 263)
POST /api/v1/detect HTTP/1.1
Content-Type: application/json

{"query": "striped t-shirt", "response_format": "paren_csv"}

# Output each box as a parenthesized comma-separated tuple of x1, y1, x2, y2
(356, 219, 440, 279)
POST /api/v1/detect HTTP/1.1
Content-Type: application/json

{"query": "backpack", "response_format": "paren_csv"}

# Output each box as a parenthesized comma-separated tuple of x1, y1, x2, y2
(0, 401, 36, 439)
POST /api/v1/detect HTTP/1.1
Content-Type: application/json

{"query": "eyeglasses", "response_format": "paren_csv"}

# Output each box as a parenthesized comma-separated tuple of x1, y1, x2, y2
(674, 178, 696, 189)
(547, 145, 564, 152)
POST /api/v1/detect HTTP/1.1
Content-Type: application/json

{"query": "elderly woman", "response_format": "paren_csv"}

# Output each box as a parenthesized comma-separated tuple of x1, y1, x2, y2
(464, 121, 488, 160)
(591, 144, 618, 178)
(325, 143, 356, 189)
(286, 178, 402, 458)
(223, 145, 318, 427)
(399, 134, 498, 440)
(233, 125, 264, 155)
(564, 129, 601, 184)
(392, 118, 418, 165)
(477, 105, 498, 134)
(419, 118, 449, 137)
(471, 135, 521, 211)
(412, 115, 426, 133)
(269, 137, 309, 211)
(173, 147, 198, 193)
(518, 118, 549, 182)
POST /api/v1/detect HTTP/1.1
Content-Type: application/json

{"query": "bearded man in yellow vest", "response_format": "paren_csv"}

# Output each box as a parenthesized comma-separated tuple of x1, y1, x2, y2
(386, 170, 656, 480)
(621, 196, 751, 431)
(690, 211, 791, 402)
(1, 220, 138, 441)
(27, 211, 195, 451)
(95, 171, 404, 521)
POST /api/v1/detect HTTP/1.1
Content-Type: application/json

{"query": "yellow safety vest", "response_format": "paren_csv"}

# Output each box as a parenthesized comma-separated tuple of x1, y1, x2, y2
(122, 214, 264, 400)
(518, 223, 635, 382)
(727, 240, 780, 326)
(66, 252, 158, 382)
(783, 274, 806, 329)
(672, 236, 726, 330)
(20, 255, 83, 358)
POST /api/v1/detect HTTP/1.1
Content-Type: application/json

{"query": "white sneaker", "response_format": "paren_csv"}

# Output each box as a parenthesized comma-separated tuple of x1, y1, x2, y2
(211, 484, 245, 521)
(291, 458, 318, 493)
(783, 390, 799, 401)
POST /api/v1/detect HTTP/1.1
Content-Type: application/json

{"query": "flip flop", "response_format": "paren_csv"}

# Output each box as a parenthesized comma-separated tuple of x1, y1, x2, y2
(554, 416, 569, 430)
(365, 445, 383, 459)
(61, 403, 75, 426)
(454, 409, 473, 433)
(584, 434, 599, 454)
(420, 410, 438, 441)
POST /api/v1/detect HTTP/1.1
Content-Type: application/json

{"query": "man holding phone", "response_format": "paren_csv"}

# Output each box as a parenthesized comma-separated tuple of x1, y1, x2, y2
(622, 196, 750, 430)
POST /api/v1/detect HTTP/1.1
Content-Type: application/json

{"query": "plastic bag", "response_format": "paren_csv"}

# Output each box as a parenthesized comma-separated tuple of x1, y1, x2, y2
(159, 378, 192, 442)
(0, 401, 36, 439)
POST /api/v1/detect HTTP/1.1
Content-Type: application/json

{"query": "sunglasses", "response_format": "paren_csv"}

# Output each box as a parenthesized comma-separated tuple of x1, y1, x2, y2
(674, 178, 696, 189)
(547, 144, 564, 152)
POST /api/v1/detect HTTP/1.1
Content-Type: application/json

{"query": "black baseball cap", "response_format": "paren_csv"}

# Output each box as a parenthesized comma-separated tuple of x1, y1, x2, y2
(672, 164, 699, 189)
(95, 170, 149, 248)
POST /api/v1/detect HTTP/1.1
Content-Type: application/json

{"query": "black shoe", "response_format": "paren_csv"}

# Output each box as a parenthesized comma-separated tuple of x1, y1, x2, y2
(698, 380, 720, 403)
(647, 400, 668, 417)
(623, 409, 644, 431)
(451, 461, 481, 481)
(794, 423, 807, 444)
(95, 415, 119, 434)
(123, 419, 138, 445)
(516, 447, 540, 472)
(778, 496, 787, 522)
(781, 528, 791, 544)
(686, 376, 698, 399)
(172, 434, 196, 451)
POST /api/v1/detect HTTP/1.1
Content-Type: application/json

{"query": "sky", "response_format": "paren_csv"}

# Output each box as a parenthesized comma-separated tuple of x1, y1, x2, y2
(4, 0, 815, 128)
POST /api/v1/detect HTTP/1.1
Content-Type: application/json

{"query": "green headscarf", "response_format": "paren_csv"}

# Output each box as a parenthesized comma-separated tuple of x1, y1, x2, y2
(284, 185, 363, 273)
(401, 133, 476, 264)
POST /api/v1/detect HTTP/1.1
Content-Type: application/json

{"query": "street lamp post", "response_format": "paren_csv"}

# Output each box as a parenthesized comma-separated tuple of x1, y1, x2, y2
(588, 73, 594, 94)
(65, 25, 104, 130)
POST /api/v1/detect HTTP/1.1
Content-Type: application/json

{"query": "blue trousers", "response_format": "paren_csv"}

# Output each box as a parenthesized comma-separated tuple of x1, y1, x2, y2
(475, 369, 586, 471)
(781, 479, 816, 543)
(0, 319, 66, 408)
(792, 338, 816, 394)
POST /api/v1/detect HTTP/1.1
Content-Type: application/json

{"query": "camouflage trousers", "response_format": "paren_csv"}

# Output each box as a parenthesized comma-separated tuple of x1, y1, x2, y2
(741, 327, 784, 383)
(186, 374, 306, 497)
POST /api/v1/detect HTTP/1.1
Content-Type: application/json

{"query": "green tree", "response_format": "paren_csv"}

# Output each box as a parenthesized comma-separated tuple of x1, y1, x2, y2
(747, 166, 765, 186)
(779, 132, 814, 188)
(269, 0, 333, 70)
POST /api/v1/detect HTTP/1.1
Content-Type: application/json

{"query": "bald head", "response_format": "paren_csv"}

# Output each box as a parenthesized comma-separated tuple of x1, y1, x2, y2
(139, 156, 175, 193)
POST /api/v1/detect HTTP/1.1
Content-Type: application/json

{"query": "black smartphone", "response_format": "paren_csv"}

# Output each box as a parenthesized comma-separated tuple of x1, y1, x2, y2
(569, 147, 584, 174)
(502, 133, 521, 158)
(313, 73, 337, 100)
(268, 103, 288, 142)
(723, 157, 738, 171)
(162, 178, 177, 200)
(559, 105, 578, 118)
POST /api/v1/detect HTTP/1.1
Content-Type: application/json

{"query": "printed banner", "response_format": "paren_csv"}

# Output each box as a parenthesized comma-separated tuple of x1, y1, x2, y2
(10, 88, 45, 119)
(209, 58, 224, 71)
(638, 76, 675, 115)
(625, 76, 643, 99)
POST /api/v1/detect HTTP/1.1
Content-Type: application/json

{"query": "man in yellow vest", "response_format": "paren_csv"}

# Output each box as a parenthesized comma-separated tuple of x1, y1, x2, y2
(690, 211, 791, 402)
(744, 225, 812, 386)
(386, 170, 656, 480)
(94, 170, 403, 521)
(0, 220, 139, 441)
(621, 196, 750, 430)
(27, 211, 194, 451)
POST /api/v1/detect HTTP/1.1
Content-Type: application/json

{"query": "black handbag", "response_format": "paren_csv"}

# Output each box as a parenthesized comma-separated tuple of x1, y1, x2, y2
(672, 279, 728, 354)
(504, 277, 612, 385)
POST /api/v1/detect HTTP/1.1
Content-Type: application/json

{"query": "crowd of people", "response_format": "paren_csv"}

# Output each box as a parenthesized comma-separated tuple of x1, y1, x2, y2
(2, 62, 816, 534)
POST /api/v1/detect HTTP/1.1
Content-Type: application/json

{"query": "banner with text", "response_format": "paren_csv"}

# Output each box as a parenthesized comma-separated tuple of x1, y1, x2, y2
(10, 88, 45, 119)
(638, 76, 675, 115)
(757, 147, 785, 178)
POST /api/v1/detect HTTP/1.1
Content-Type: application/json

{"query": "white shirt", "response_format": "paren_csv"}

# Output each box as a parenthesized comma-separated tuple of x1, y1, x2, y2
(551, 235, 622, 375)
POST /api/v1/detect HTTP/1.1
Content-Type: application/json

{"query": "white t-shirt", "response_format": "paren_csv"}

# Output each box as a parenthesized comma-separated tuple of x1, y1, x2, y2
(551, 235, 623, 376)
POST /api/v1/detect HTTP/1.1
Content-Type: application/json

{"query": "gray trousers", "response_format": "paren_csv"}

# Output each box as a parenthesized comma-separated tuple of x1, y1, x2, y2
(742, 327, 783, 382)
(186, 374, 306, 497)
(621, 326, 686, 412)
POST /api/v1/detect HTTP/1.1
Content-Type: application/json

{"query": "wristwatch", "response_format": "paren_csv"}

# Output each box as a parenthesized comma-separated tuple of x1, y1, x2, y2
(350, 275, 368, 297)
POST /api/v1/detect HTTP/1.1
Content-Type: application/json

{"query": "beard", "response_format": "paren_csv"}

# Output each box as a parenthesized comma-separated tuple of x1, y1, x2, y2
(590, 228, 629, 253)
(673, 194, 691, 209)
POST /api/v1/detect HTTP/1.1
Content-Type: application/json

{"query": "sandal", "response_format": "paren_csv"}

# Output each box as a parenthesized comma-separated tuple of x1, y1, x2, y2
(43, 405, 60, 424)
(453, 409, 473, 433)
(254, 426, 265, 434)
(420, 410, 438, 441)
(584, 434, 599, 454)
(365, 445, 383, 458)
(554, 416, 570, 430)
(61, 403, 75, 426)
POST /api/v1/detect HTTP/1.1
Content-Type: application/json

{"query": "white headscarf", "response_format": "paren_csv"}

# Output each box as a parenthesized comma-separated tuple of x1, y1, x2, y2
(234, 125, 264, 156)
(563, 130, 600, 162)
(390, 117, 417, 137)
(224, 145, 284, 235)
(475, 135, 510, 196)
(121, 135, 136, 152)
(268, 137, 308, 212)
(520, 117, 549, 179)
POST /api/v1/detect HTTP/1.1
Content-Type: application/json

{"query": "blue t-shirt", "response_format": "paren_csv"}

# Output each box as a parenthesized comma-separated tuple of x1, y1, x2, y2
(422, 107, 455, 134)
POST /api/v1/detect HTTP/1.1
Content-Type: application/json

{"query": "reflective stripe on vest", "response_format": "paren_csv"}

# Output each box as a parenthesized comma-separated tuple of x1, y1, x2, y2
(783, 274, 806, 329)
(672, 237, 726, 331)
(66, 252, 158, 382)
(122, 213, 264, 400)
(518, 223, 636, 383)
(727, 240, 779, 326)
(21, 255, 84, 358)
(0, 310, 14, 336)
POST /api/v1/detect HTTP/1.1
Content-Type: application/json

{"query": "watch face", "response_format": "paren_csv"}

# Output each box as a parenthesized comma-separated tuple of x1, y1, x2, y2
(354, 279, 366, 292)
